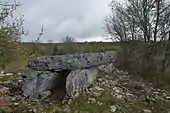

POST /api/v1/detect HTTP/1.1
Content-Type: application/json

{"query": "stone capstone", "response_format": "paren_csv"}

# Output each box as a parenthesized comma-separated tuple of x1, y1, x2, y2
(28, 51, 117, 71)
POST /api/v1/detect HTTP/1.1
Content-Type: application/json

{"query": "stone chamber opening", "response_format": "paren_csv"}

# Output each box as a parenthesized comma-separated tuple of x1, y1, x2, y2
(47, 69, 71, 104)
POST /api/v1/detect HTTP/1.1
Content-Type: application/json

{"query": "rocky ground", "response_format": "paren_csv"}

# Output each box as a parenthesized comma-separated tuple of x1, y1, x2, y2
(0, 64, 170, 113)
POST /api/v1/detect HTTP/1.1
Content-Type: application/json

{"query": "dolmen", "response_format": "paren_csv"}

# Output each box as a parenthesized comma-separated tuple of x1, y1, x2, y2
(21, 51, 117, 104)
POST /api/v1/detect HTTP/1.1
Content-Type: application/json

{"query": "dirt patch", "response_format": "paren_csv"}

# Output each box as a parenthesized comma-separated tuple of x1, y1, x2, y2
(0, 93, 10, 108)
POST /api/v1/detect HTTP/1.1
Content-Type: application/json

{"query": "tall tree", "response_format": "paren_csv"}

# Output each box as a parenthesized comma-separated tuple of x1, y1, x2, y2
(0, 0, 25, 69)
(105, 0, 170, 80)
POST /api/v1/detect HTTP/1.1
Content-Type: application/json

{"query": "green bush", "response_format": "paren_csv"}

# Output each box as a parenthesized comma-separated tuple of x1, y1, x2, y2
(115, 42, 160, 81)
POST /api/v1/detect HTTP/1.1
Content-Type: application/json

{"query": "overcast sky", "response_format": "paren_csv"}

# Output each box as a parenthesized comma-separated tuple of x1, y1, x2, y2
(13, 0, 112, 42)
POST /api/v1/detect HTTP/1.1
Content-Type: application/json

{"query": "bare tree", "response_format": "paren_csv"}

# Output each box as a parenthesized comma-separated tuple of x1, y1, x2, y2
(61, 36, 76, 43)
(106, 0, 170, 42)
(31, 25, 44, 56)
(34, 24, 44, 43)
(105, 0, 170, 80)
(0, 0, 25, 69)
(59, 36, 77, 54)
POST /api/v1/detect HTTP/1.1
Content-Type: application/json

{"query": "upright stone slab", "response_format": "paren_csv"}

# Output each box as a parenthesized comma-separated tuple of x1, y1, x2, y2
(62, 67, 99, 104)
(28, 51, 117, 71)
(21, 71, 59, 100)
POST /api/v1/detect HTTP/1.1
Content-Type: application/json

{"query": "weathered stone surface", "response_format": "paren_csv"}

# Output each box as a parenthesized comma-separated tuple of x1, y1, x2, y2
(39, 91, 52, 100)
(62, 69, 88, 104)
(28, 51, 117, 71)
(62, 67, 98, 104)
(21, 71, 59, 100)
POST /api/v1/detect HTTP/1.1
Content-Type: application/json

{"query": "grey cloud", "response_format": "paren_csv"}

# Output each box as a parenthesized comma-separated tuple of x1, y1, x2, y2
(14, 0, 111, 42)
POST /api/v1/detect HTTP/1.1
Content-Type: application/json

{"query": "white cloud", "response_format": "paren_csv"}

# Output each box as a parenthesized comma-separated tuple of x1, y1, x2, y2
(13, 0, 111, 42)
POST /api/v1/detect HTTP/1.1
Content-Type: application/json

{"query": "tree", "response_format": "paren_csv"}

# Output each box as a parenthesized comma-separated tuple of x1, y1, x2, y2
(52, 44, 58, 55)
(59, 36, 77, 54)
(105, 0, 170, 80)
(61, 36, 76, 43)
(0, 0, 25, 69)
(31, 25, 44, 56)
(106, 0, 170, 42)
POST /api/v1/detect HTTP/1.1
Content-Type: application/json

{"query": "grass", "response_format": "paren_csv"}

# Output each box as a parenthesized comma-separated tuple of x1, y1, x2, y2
(5, 55, 30, 72)
(0, 76, 12, 82)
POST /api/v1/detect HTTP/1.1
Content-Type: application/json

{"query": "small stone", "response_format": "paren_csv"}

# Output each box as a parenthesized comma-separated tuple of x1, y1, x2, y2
(11, 97, 17, 102)
(97, 101, 103, 106)
(116, 94, 123, 99)
(88, 98, 96, 103)
(97, 78, 103, 83)
(110, 105, 117, 112)
(17, 72, 23, 75)
(0, 71, 5, 74)
(32, 108, 37, 113)
(75, 92, 79, 98)
(105, 80, 109, 84)
(166, 96, 170, 100)
(5, 73, 14, 76)
(105, 84, 111, 88)
(109, 80, 117, 86)
(28, 109, 33, 112)
(143, 109, 151, 113)
(0, 87, 9, 94)
(112, 87, 121, 93)
(92, 91, 102, 97)
(17, 79, 22, 83)
(105, 75, 110, 79)
(101, 82, 106, 86)
(13, 102, 19, 106)
(94, 86, 104, 91)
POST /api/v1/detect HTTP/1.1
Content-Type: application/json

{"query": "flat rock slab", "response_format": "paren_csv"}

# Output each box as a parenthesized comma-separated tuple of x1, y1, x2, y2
(28, 51, 117, 71)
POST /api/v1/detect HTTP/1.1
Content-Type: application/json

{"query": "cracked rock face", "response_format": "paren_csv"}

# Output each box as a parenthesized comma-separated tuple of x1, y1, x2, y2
(63, 67, 99, 104)
(28, 52, 117, 71)
(21, 71, 59, 100)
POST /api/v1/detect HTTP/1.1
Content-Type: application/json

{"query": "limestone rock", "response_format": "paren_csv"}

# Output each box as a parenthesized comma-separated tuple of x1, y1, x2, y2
(63, 67, 99, 104)
(88, 98, 96, 103)
(62, 69, 88, 104)
(21, 71, 59, 100)
(28, 51, 117, 71)
(110, 105, 117, 112)
(39, 91, 52, 100)
(143, 109, 152, 113)
(5, 73, 14, 76)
